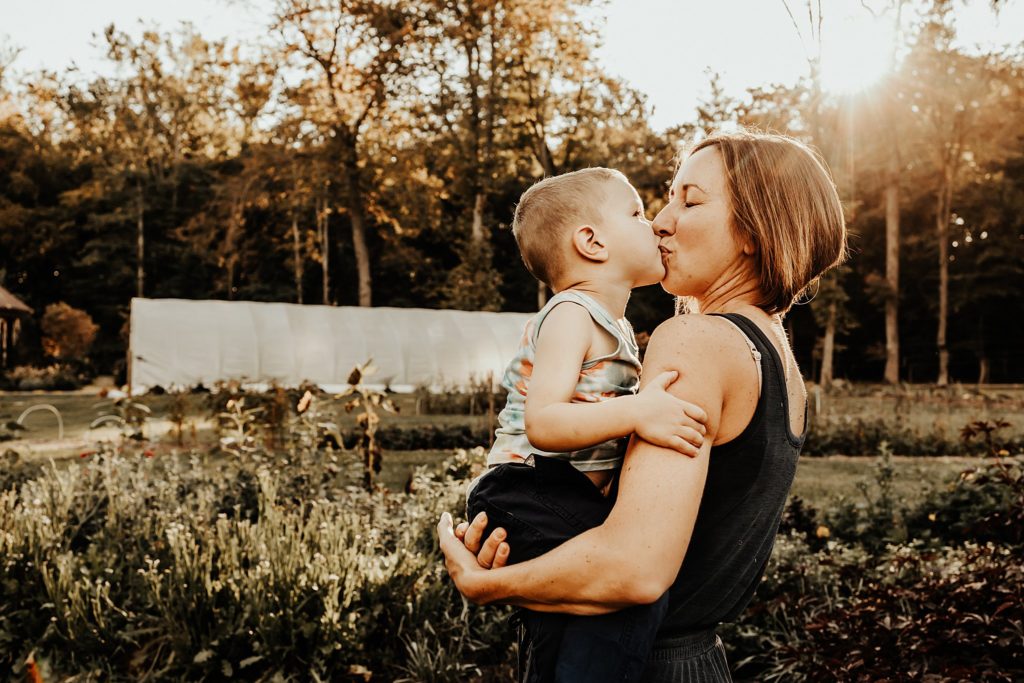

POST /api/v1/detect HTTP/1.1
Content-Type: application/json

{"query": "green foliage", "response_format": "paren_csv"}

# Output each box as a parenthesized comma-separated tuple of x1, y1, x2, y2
(441, 240, 505, 312)
(4, 364, 84, 391)
(40, 302, 99, 362)
(0, 448, 514, 681)
(1, 402, 1022, 680)
(732, 423, 1024, 680)
(904, 420, 1024, 547)
(727, 536, 1024, 681)
(0, 3, 1021, 382)
(802, 415, 1024, 457)
(413, 376, 504, 417)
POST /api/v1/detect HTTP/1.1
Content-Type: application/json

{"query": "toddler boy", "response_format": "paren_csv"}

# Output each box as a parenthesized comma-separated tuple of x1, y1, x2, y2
(466, 168, 705, 682)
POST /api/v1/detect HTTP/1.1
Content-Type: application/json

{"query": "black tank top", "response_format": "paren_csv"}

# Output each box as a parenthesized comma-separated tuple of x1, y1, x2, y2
(658, 313, 806, 637)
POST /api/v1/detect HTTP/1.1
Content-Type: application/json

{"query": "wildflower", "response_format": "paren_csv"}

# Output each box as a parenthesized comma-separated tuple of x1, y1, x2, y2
(79, 450, 96, 458)
(815, 525, 831, 539)
(297, 390, 313, 414)
(928, 513, 937, 522)
(143, 449, 155, 458)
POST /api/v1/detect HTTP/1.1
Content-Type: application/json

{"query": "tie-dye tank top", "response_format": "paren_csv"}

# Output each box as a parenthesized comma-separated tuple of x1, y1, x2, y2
(488, 290, 643, 472)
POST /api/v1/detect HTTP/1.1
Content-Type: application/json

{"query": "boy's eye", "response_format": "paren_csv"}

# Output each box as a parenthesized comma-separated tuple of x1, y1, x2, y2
(684, 202, 698, 208)
(632, 210, 643, 217)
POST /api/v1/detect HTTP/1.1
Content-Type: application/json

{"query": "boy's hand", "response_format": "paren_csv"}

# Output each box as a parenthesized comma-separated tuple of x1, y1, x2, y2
(633, 370, 707, 457)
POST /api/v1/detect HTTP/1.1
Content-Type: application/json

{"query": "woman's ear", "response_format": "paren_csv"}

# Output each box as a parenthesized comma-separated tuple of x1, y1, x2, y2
(571, 225, 609, 262)
(741, 238, 757, 256)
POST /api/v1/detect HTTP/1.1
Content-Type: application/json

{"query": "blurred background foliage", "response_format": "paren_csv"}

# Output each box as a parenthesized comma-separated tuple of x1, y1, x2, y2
(0, 0, 1022, 387)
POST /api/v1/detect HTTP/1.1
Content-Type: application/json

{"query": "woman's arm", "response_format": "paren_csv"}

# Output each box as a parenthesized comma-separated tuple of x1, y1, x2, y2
(438, 315, 729, 614)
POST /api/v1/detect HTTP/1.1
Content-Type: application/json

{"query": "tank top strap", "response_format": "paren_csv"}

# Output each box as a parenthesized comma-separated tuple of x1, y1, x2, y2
(710, 312, 805, 446)
(531, 290, 639, 369)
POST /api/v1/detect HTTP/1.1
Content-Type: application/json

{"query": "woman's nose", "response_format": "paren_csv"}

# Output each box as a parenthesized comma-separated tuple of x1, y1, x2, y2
(652, 207, 675, 236)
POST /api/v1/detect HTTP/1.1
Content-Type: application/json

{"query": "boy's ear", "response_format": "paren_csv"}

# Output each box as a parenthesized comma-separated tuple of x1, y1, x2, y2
(571, 225, 608, 263)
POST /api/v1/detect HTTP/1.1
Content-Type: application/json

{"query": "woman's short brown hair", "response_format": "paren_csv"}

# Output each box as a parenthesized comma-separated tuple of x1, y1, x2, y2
(691, 131, 848, 314)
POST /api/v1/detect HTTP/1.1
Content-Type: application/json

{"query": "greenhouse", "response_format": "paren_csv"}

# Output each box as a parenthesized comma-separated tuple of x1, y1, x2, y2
(128, 298, 531, 393)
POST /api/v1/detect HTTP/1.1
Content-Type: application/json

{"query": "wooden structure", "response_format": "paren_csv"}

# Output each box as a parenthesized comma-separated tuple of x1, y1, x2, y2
(0, 285, 33, 368)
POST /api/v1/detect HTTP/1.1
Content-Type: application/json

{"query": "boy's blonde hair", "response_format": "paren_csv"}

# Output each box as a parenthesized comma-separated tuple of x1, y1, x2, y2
(511, 167, 624, 287)
(690, 131, 847, 314)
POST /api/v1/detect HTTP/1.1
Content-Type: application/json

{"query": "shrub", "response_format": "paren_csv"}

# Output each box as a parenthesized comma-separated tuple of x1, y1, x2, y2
(904, 421, 1024, 547)
(6, 363, 83, 390)
(413, 377, 505, 417)
(0, 451, 514, 681)
(40, 302, 99, 362)
(345, 424, 491, 451)
(727, 536, 1024, 682)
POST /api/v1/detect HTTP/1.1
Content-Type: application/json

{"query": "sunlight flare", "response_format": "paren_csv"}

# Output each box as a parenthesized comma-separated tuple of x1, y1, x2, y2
(820, 13, 895, 94)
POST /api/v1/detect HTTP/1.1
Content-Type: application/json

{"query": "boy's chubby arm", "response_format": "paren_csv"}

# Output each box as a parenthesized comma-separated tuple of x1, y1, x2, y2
(438, 315, 727, 613)
(524, 302, 705, 456)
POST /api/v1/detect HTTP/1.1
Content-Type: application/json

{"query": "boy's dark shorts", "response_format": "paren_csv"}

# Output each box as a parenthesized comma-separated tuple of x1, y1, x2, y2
(466, 455, 615, 566)
(465, 455, 668, 683)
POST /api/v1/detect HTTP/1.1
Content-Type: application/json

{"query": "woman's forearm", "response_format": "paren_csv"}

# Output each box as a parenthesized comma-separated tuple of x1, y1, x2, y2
(472, 524, 661, 615)
(467, 438, 712, 614)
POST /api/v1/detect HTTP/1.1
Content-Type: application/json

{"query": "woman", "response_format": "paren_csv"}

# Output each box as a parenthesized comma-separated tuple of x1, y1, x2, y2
(438, 130, 847, 680)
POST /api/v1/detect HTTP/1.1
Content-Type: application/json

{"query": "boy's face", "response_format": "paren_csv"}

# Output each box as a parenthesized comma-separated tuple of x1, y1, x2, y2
(598, 177, 665, 287)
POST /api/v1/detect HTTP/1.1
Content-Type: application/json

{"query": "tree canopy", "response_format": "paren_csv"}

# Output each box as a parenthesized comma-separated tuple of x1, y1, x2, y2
(1, 0, 1022, 383)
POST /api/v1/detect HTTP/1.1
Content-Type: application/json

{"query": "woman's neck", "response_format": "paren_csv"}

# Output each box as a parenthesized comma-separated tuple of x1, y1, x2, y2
(694, 271, 762, 316)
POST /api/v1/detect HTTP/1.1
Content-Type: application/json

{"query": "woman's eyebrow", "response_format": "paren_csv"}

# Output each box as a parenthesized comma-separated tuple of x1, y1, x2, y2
(681, 183, 708, 195)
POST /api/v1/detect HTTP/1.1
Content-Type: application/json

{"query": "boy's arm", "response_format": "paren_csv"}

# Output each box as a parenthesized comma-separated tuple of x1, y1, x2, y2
(524, 303, 700, 455)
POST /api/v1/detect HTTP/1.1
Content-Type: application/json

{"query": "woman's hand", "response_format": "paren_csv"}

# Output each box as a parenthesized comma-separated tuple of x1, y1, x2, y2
(633, 370, 708, 456)
(437, 511, 510, 603)
(454, 511, 511, 569)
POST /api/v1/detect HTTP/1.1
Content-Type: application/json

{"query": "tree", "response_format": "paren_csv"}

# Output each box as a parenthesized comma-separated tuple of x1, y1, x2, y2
(41, 302, 99, 361)
(905, 5, 1010, 384)
(778, 0, 852, 388)
(272, 0, 421, 307)
(502, 0, 646, 307)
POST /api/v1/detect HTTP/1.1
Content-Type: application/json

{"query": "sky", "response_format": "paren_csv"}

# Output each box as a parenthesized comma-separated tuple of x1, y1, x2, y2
(2, 0, 1022, 131)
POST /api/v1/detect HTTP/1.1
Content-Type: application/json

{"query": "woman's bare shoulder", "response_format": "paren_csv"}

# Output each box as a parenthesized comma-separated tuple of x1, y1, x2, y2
(647, 314, 754, 367)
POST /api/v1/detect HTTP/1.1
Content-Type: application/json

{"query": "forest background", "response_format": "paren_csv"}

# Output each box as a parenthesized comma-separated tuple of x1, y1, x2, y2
(1, 0, 1023, 387)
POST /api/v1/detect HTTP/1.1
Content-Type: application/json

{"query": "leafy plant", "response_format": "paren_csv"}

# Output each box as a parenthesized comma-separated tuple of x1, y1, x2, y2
(40, 302, 99, 362)
(336, 360, 398, 491)
(90, 395, 152, 442)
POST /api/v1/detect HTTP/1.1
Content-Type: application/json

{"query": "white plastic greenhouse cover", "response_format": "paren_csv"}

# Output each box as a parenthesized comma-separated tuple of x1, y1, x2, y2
(128, 298, 532, 393)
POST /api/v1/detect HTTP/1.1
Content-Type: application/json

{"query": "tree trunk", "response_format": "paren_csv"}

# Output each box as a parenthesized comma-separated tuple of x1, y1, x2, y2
(820, 300, 836, 389)
(976, 317, 987, 384)
(338, 131, 372, 307)
(292, 214, 303, 305)
(227, 258, 236, 301)
(136, 179, 145, 299)
(319, 195, 330, 305)
(883, 151, 900, 384)
(936, 177, 951, 386)
(471, 192, 486, 245)
(882, 2, 904, 385)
